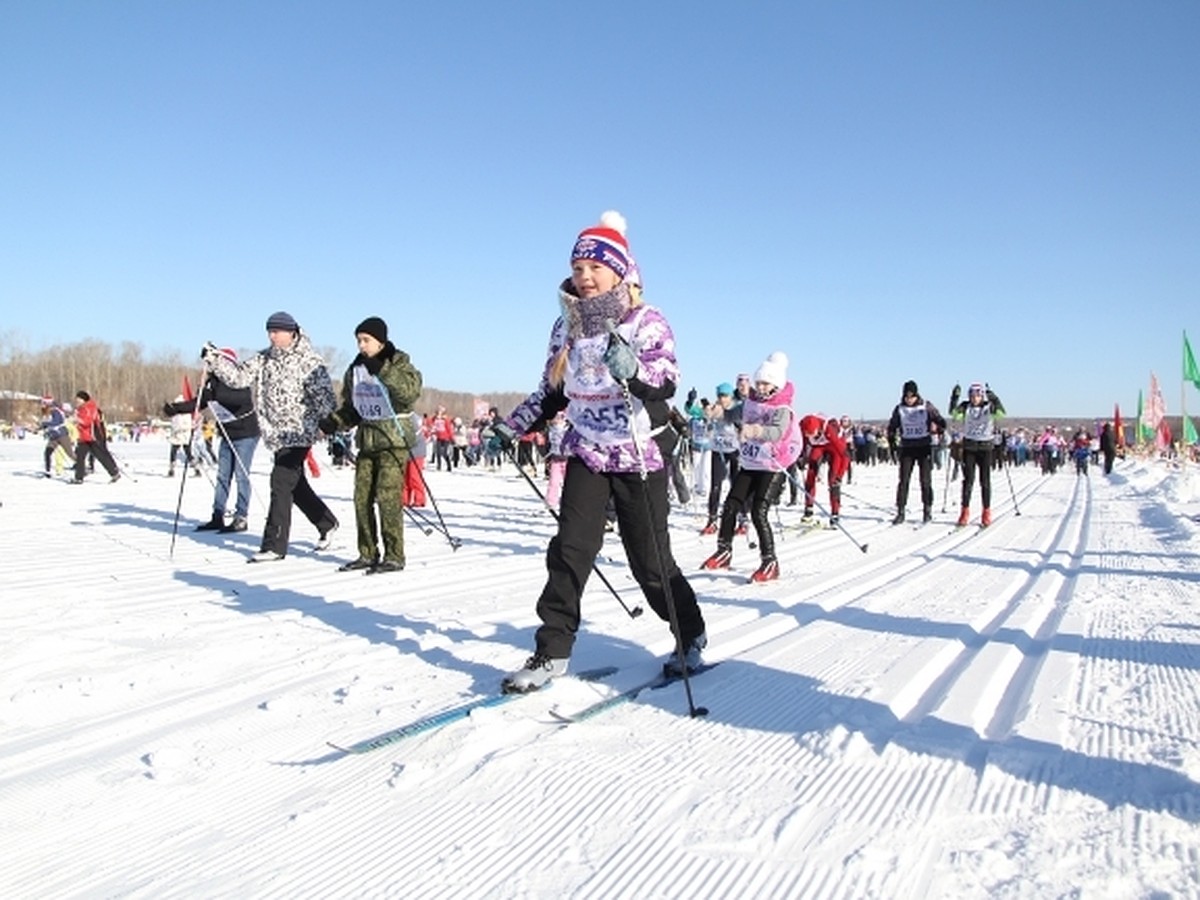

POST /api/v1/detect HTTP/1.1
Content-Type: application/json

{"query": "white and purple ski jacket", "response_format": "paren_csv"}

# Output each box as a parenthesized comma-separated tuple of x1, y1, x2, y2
(506, 283, 680, 474)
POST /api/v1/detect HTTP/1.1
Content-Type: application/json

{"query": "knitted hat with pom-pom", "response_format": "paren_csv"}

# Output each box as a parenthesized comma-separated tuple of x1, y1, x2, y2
(571, 210, 630, 279)
(754, 352, 789, 390)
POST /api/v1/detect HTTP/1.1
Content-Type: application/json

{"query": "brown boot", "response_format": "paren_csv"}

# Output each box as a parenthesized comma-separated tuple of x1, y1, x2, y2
(981, 508, 992, 528)
(956, 506, 970, 527)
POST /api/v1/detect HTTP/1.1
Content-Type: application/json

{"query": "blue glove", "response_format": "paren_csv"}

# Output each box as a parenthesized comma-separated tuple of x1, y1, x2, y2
(604, 339, 639, 382)
(490, 421, 516, 452)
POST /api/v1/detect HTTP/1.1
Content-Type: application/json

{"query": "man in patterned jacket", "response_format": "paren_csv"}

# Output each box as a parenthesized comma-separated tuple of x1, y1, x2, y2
(204, 311, 339, 562)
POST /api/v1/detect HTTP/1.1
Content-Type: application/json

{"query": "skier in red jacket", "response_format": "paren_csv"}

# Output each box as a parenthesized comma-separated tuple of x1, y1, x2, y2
(799, 413, 849, 526)
(71, 390, 121, 484)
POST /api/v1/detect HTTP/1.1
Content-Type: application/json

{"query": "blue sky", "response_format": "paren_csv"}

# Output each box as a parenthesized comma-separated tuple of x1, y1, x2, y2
(2, 2, 1197, 420)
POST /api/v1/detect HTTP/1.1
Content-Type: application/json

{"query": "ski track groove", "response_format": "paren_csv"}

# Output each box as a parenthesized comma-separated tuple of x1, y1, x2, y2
(6, 450, 1197, 897)
(804, 471, 1089, 747)
(0, 475, 1080, 892)
(564, 470, 1119, 894)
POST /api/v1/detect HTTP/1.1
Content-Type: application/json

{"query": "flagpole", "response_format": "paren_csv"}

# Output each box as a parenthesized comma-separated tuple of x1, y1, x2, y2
(1185, 331, 1192, 463)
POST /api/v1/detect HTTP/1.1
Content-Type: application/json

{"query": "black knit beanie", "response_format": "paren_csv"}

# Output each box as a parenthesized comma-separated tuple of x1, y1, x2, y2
(903, 380, 919, 397)
(355, 316, 388, 344)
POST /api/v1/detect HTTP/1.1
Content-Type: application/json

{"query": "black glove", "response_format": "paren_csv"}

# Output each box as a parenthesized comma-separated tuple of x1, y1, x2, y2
(686, 387, 698, 408)
(950, 384, 961, 408)
(490, 421, 516, 452)
(318, 415, 337, 435)
(200, 342, 219, 362)
(986, 386, 999, 405)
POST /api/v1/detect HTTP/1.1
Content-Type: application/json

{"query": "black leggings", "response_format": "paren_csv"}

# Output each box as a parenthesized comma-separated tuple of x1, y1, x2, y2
(718, 469, 785, 561)
(960, 444, 993, 508)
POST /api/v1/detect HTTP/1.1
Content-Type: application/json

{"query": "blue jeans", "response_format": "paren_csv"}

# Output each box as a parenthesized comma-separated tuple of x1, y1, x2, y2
(214, 435, 259, 518)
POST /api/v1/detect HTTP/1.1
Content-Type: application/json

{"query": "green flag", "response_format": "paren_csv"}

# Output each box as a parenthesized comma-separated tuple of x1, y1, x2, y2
(1186, 332, 1200, 390)
(1186, 416, 1199, 445)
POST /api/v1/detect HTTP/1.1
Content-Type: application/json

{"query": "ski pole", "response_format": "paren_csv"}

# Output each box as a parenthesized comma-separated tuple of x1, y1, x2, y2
(839, 488, 891, 517)
(202, 375, 269, 520)
(404, 506, 434, 536)
(105, 445, 140, 484)
(504, 445, 643, 620)
(376, 388, 461, 550)
(941, 447, 951, 513)
(1004, 460, 1021, 516)
(607, 320, 706, 717)
(170, 360, 210, 559)
(777, 464, 868, 553)
(406, 503, 457, 542)
(771, 496, 786, 542)
(404, 445, 461, 550)
(188, 351, 270, 521)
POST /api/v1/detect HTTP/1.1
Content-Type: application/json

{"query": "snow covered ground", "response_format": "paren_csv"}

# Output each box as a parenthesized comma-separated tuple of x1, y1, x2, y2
(2, 439, 1199, 898)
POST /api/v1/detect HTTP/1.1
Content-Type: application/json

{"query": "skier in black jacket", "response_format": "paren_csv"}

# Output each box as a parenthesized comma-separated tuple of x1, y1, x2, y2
(885, 379, 946, 524)
(164, 348, 261, 533)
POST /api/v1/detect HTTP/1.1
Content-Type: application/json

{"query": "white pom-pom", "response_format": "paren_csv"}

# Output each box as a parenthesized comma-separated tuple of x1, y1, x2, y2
(599, 210, 627, 235)
(768, 351, 788, 366)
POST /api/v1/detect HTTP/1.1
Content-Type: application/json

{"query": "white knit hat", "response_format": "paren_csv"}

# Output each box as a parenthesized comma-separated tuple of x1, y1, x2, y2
(754, 351, 789, 389)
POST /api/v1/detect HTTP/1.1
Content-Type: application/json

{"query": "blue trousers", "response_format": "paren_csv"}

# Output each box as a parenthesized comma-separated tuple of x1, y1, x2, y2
(214, 435, 259, 519)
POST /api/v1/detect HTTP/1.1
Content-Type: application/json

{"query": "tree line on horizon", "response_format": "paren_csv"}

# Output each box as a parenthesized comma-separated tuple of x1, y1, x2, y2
(0, 335, 1147, 436)
(0, 335, 523, 424)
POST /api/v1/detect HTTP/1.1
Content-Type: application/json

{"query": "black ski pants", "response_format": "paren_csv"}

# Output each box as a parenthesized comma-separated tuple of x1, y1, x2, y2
(534, 458, 705, 659)
(261, 446, 338, 556)
(718, 468, 785, 562)
(959, 442, 993, 509)
(74, 439, 119, 480)
(895, 444, 934, 514)
(169, 442, 194, 468)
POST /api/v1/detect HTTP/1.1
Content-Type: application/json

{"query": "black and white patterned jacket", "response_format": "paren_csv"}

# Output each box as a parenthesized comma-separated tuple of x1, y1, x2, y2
(208, 332, 335, 453)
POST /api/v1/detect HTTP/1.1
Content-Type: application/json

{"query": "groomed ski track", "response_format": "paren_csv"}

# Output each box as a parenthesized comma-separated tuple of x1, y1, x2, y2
(2, 445, 1198, 898)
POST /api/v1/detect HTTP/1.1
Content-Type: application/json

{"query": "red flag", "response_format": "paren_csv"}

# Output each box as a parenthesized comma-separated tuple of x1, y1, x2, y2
(1113, 403, 1124, 449)
(182, 375, 195, 403)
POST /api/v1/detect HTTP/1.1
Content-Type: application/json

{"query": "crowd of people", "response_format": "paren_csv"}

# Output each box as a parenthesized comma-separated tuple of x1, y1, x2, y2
(21, 209, 1169, 695)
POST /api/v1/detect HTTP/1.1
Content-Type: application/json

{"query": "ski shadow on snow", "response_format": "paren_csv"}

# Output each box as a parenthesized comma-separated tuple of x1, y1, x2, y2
(931, 545, 1200, 589)
(173, 569, 534, 695)
(810, 601, 1200, 672)
(713, 592, 1200, 674)
(408, 496, 566, 548)
(89, 498, 550, 559)
(647, 660, 1200, 822)
(413, 517, 554, 554)
(95, 501, 215, 533)
(286, 631, 671, 766)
